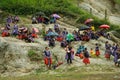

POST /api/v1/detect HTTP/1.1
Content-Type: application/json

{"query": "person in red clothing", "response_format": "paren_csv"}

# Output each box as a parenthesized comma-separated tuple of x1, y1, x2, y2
(31, 28, 38, 38)
(43, 47, 52, 69)
(83, 48, 90, 65)
(1, 27, 10, 37)
(95, 43, 100, 57)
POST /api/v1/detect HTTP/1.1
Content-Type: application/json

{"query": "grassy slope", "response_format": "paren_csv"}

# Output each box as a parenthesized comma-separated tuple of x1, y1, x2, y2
(0, 0, 119, 30)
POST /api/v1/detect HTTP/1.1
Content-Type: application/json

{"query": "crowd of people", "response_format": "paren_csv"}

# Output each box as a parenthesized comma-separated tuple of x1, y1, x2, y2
(0, 14, 120, 70)
(1, 15, 38, 42)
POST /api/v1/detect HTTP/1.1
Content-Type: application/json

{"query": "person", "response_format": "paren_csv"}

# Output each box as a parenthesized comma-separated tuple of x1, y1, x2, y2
(49, 36, 55, 47)
(60, 40, 68, 48)
(31, 28, 38, 38)
(5, 23, 11, 30)
(37, 15, 44, 23)
(6, 16, 12, 24)
(105, 41, 111, 60)
(18, 26, 28, 40)
(75, 45, 84, 59)
(54, 23, 60, 33)
(43, 47, 52, 69)
(90, 48, 95, 57)
(26, 33, 34, 42)
(91, 25, 95, 31)
(14, 15, 19, 23)
(1, 27, 10, 37)
(65, 45, 73, 64)
(12, 23, 19, 36)
(32, 16, 37, 24)
(83, 48, 90, 65)
(62, 28, 68, 39)
(95, 43, 100, 57)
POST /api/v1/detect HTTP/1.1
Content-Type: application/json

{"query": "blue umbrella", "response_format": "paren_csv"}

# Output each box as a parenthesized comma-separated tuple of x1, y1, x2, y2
(79, 25, 90, 31)
(46, 32, 59, 36)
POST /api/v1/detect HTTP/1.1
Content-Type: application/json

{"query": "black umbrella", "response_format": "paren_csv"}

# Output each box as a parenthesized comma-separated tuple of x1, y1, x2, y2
(35, 11, 45, 16)
(79, 25, 90, 31)
(43, 16, 50, 21)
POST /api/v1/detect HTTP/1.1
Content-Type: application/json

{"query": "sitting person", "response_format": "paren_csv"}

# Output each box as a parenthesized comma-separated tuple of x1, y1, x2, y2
(49, 37, 55, 47)
(5, 23, 11, 30)
(75, 45, 84, 59)
(31, 28, 38, 38)
(14, 15, 20, 23)
(1, 27, 10, 37)
(12, 23, 19, 36)
(56, 35, 63, 42)
(60, 40, 68, 48)
(32, 16, 37, 24)
(54, 23, 60, 33)
(18, 27, 28, 39)
(26, 33, 34, 43)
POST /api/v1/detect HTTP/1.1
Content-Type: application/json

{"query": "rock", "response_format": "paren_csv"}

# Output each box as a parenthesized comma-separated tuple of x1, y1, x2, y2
(79, 0, 120, 25)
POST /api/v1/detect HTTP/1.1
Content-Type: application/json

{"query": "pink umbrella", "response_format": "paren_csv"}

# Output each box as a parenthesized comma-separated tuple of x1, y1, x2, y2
(33, 27, 39, 33)
(52, 14, 61, 19)
(99, 24, 110, 29)
(84, 19, 93, 24)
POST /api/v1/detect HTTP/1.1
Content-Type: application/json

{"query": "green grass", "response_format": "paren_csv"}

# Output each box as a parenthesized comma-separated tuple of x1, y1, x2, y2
(0, 0, 120, 31)
(0, 71, 119, 80)
(114, 0, 120, 5)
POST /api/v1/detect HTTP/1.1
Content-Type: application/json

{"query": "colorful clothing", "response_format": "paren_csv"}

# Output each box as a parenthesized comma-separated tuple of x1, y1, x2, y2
(95, 46, 100, 56)
(44, 50, 52, 65)
(83, 50, 90, 64)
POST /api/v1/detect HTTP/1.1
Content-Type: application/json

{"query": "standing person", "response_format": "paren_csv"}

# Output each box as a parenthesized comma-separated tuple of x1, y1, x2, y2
(65, 45, 73, 64)
(83, 48, 90, 65)
(43, 47, 52, 69)
(95, 43, 100, 57)
(105, 41, 111, 60)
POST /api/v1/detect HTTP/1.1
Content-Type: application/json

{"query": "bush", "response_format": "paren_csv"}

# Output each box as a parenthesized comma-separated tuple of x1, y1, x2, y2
(28, 50, 36, 57)
(28, 49, 42, 61)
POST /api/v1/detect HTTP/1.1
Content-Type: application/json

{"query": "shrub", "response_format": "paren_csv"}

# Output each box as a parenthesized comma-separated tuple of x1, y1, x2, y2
(28, 49, 42, 61)
(28, 50, 36, 57)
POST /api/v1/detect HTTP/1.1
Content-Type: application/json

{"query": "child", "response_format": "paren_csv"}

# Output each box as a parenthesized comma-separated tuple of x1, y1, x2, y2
(83, 48, 90, 65)
(95, 43, 100, 57)
(90, 48, 95, 57)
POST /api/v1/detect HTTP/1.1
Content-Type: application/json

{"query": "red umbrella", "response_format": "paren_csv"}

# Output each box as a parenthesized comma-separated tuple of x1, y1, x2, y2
(84, 19, 93, 24)
(99, 24, 110, 29)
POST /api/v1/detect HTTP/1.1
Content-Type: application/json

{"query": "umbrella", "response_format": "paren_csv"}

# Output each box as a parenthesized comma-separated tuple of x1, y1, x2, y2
(46, 32, 59, 36)
(33, 27, 39, 33)
(43, 16, 50, 21)
(35, 11, 45, 16)
(79, 25, 90, 31)
(99, 24, 110, 29)
(84, 19, 93, 24)
(66, 33, 74, 41)
(52, 14, 61, 19)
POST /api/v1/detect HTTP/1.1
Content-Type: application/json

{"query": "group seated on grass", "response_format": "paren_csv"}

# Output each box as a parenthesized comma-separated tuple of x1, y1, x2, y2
(1, 23, 38, 42)
(1, 14, 111, 45)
